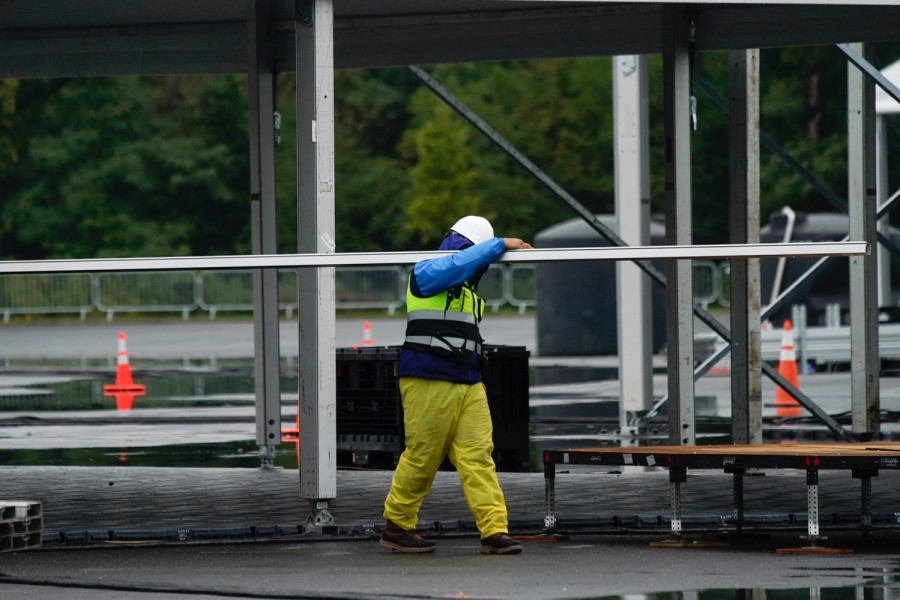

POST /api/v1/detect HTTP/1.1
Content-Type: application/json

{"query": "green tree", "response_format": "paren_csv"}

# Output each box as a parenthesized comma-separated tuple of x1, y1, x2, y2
(273, 69, 417, 253)
(400, 59, 621, 245)
(403, 99, 481, 246)
(0, 76, 249, 259)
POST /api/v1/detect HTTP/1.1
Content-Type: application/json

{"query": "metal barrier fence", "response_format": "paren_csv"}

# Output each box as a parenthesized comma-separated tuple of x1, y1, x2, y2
(0, 262, 732, 322)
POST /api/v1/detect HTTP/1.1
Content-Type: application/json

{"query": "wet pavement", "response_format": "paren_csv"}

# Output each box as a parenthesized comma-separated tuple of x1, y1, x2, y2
(4, 318, 900, 598)
(3, 533, 900, 600)
(4, 463, 900, 599)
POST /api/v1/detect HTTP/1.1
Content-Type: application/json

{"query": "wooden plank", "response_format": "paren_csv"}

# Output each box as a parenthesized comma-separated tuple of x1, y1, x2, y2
(552, 442, 900, 458)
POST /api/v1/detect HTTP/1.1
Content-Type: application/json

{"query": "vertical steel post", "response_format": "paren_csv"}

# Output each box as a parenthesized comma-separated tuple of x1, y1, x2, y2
(543, 459, 557, 531)
(614, 54, 653, 434)
(248, 0, 282, 467)
(669, 463, 687, 536)
(876, 114, 891, 307)
(847, 42, 880, 439)
(731, 468, 745, 533)
(296, 0, 337, 529)
(853, 469, 874, 532)
(728, 49, 762, 445)
(663, 7, 695, 445)
(805, 467, 821, 542)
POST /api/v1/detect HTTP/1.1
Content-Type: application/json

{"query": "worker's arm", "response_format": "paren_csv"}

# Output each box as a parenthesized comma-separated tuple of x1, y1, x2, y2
(411, 237, 531, 297)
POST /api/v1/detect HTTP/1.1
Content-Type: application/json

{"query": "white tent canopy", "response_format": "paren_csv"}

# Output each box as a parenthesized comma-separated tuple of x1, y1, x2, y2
(877, 58, 900, 115)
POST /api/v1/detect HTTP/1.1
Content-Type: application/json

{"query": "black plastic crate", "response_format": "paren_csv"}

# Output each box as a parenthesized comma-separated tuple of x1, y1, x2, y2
(336, 347, 403, 467)
(336, 347, 402, 437)
(335, 345, 530, 471)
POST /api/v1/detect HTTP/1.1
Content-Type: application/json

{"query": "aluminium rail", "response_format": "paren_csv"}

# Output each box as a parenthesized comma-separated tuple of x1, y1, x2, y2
(0, 242, 868, 275)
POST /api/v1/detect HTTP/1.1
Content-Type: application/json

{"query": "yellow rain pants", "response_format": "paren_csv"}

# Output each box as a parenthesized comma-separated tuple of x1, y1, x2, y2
(382, 377, 509, 538)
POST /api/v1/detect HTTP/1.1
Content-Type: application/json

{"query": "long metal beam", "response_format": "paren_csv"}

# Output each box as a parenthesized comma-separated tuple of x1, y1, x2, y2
(5, 3, 900, 77)
(0, 243, 866, 275)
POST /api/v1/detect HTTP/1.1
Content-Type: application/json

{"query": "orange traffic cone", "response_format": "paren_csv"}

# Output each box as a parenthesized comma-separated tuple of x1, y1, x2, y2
(362, 321, 374, 346)
(774, 320, 802, 418)
(281, 398, 301, 466)
(102, 331, 146, 411)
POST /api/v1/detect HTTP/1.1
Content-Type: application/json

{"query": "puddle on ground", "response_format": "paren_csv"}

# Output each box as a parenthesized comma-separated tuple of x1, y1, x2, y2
(0, 366, 888, 470)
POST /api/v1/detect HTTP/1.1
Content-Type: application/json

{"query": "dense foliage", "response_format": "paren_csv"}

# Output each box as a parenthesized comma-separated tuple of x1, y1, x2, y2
(1, 46, 899, 260)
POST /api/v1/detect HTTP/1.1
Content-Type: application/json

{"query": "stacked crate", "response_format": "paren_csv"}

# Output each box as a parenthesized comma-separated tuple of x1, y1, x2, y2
(0, 501, 42, 552)
(335, 345, 530, 471)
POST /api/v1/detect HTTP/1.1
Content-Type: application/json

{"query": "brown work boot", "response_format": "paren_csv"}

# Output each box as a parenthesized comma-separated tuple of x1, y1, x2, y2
(479, 532, 523, 555)
(379, 520, 436, 553)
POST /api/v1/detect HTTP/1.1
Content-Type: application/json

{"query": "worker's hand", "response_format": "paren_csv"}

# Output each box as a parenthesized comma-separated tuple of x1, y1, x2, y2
(503, 238, 532, 250)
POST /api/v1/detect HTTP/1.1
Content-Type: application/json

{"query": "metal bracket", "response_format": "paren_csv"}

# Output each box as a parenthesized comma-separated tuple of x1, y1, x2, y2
(802, 468, 826, 544)
(305, 499, 334, 532)
(258, 444, 276, 469)
(295, 0, 313, 27)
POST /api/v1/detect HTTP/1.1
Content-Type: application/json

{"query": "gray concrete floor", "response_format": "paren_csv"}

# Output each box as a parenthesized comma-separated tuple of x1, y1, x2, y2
(3, 533, 900, 600)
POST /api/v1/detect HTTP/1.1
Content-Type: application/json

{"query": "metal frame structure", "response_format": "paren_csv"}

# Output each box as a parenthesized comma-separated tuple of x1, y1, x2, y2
(3, 0, 900, 528)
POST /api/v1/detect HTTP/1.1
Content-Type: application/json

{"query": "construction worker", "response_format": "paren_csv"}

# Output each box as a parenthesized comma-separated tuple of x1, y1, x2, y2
(380, 215, 532, 555)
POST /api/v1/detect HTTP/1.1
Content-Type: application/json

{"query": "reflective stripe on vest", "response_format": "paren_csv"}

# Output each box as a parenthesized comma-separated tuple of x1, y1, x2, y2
(404, 277, 485, 360)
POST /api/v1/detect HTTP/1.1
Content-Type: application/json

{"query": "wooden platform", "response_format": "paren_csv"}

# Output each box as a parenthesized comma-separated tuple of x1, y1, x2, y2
(544, 442, 900, 470)
(542, 442, 900, 544)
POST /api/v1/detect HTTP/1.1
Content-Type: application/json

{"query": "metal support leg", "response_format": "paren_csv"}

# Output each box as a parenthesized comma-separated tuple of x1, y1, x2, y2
(853, 469, 876, 534)
(670, 464, 687, 536)
(305, 499, 334, 533)
(731, 468, 745, 533)
(804, 468, 824, 544)
(861, 476, 872, 531)
(544, 460, 557, 531)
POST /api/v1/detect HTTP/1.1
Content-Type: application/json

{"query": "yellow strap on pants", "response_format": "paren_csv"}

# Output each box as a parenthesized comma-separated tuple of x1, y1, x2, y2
(382, 377, 509, 538)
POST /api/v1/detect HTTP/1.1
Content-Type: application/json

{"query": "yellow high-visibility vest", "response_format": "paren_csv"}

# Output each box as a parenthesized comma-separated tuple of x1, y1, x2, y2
(403, 276, 485, 361)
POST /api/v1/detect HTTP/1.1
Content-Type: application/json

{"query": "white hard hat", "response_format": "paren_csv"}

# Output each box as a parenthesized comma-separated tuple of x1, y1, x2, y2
(450, 216, 494, 245)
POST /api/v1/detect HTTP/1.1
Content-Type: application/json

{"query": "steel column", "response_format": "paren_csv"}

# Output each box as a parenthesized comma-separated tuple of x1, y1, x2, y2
(248, 0, 282, 468)
(852, 469, 875, 532)
(728, 49, 762, 445)
(614, 55, 653, 433)
(663, 6, 695, 446)
(847, 43, 880, 438)
(877, 116, 891, 306)
(296, 0, 337, 529)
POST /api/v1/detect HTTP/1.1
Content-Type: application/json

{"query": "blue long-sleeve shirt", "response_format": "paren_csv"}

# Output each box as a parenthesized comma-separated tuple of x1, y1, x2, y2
(399, 235, 507, 384)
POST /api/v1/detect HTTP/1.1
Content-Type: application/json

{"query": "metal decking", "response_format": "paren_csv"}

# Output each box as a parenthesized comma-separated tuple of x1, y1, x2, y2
(4, 458, 900, 549)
